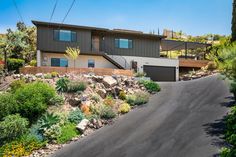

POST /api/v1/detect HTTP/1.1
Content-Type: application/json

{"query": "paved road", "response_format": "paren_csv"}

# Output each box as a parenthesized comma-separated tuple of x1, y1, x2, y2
(52, 75, 232, 157)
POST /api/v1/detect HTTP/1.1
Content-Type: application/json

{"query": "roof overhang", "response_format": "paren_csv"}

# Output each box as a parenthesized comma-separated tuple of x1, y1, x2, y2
(161, 39, 212, 51)
(32, 20, 166, 39)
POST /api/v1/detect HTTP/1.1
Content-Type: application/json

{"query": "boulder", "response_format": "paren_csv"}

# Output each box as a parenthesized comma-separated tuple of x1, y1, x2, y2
(68, 97, 81, 106)
(76, 119, 89, 132)
(35, 73, 43, 78)
(97, 89, 107, 98)
(102, 76, 117, 88)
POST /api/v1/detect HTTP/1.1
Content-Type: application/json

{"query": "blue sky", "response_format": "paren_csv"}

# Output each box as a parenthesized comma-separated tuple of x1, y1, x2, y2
(0, 0, 233, 36)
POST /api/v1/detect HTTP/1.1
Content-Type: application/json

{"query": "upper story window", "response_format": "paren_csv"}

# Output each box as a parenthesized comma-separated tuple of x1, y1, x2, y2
(53, 29, 77, 42)
(115, 38, 133, 49)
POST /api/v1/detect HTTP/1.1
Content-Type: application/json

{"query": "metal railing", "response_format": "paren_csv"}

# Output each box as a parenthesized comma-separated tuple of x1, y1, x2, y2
(104, 53, 130, 69)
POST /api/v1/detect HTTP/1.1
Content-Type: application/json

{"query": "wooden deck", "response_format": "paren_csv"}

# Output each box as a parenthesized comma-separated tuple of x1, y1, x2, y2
(19, 67, 134, 77)
(179, 59, 209, 68)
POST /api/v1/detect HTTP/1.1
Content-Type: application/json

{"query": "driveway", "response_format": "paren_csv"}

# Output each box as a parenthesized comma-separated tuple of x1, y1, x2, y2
(52, 75, 232, 157)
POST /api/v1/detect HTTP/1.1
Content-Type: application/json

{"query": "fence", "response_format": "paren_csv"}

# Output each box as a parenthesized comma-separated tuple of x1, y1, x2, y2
(179, 59, 209, 68)
(20, 67, 134, 76)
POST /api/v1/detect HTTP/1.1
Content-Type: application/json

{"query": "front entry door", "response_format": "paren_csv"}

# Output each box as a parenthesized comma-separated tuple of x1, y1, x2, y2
(92, 36, 100, 52)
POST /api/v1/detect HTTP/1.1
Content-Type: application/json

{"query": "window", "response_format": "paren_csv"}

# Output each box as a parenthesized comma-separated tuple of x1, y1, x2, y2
(51, 58, 68, 67)
(88, 59, 95, 68)
(115, 38, 133, 49)
(53, 29, 77, 42)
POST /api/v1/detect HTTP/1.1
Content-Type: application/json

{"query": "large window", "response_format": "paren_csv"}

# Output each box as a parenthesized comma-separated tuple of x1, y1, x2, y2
(115, 38, 133, 49)
(88, 59, 95, 68)
(51, 58, 68, 67)
(53, 29, 77, 42)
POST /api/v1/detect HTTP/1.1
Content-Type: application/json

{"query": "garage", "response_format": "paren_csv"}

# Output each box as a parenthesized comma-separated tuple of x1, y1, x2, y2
(143, 65, 176, 82)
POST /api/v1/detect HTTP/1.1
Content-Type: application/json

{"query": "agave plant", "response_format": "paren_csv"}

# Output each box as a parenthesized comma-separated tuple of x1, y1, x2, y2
(37, 112, 60, 132)
(56, 77, 70, 93)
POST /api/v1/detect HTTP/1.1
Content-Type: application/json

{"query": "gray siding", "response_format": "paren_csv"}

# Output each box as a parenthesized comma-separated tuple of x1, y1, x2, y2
(101, 35, 160, 58)
(37, 26, 92, 53)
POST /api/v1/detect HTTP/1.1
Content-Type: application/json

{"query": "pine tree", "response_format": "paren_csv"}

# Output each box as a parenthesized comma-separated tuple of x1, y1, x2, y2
(232, 0, 236, 42)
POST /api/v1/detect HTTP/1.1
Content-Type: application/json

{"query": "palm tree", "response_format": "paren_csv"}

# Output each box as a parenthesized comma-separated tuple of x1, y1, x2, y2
(64, 47, 80, 69)
(232, 0, 236, 42)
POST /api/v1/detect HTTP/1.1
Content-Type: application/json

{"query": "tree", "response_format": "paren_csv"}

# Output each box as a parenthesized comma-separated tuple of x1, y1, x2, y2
(0, 22, 36, 63)
(232, 0, 236, 42)
(64, 47, 80, 69)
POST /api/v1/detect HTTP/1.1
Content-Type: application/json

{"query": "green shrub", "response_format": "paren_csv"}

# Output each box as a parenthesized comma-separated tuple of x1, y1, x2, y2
(44, 73, 52, 79)
(220, 147, 236, 157)
(118, 90, 126, 100)
(67, 81, 87, 93)
(7, 58, 24, 72)
(14, 81, 56, 122)
(0, 93, 18, 120)
(91, 94, 100, 103)
(51, 71, 59, 78)
(126, 91, 149, 106)
(139, 80, 161, 92)
(29, 60, 37, 67)
(134, 72, 146, 77)
(103, 95, 115, 106)
(118, 103, 131, 114)
(7, 58, 25, 73)
(56, 77, 69, 93)
(230, 81, 236, 100)
(126, 95, 136, 106)
(134, 91, 149, 105)
(0, 134, 45, 157)
(56, 123, 79, 144)
(37, 112, 60, 132)
(0, 114, 29, 143)
(9, 79, 26, 93)
(43, 124, 61, 141)
(99, 105, 116, 119)
(68, 108, 84, 124)
(49, 95, 64, 106)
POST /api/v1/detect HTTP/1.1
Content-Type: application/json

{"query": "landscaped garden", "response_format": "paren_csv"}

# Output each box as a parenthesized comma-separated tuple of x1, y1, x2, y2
(0, 72, 160, 157)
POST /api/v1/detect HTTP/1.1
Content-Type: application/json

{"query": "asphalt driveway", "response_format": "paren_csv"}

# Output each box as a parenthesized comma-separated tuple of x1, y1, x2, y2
(52, 74, 232, 157)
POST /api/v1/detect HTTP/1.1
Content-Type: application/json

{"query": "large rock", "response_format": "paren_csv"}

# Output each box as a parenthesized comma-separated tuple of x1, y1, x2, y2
(68, 97, 81, 106)
(76, 119, 89, 132)
(102, 76, 117, 88)
(97, 89, 107, 98)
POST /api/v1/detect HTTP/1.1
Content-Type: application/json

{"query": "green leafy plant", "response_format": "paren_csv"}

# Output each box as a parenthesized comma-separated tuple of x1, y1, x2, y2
(44, 73, 52, 79)
(91, 94, 100, 103)
(99, 105, 116, 119)
(29, 60, 37, 67)
(14, 81, 56, 122)
(133, 91, 149, 105)
(56, 77, 70, 93)
(126, 91, 150, 106)
(103, 95, 115, 106)
(68, 108, 84, 124)
(67, 81, 87, 93)
(230, 81, 236, 100)
(118, 103, 131, 114)
(7, 58, 25, 73)
(9, 79, 26, 93)
(118, 90, 126, 100)
(56, 123, 79, 144)
(43, 124, 61, 141)
(134, 72, 146, 77)
(0, 114, 29, 143)
(51, 71, 59, 78)
(139, 80, 161, 92)
(0, 134, 45, 157)
(37, 112, 60, 132)
(49, 95, 64, 106)
(0, 93, 18, 120)
(65, 47, 80, 69)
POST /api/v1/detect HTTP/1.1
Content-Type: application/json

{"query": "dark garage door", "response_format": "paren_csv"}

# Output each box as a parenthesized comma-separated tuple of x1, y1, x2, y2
(143, 65, 176, 82)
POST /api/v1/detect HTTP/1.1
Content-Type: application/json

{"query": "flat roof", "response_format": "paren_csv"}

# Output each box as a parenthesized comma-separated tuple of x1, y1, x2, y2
(32, 20, 166, 39)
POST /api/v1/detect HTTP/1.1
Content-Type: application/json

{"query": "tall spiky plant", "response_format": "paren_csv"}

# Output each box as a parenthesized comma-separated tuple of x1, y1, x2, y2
(232, 0, 236, 42)
(65, 47, 80, 69)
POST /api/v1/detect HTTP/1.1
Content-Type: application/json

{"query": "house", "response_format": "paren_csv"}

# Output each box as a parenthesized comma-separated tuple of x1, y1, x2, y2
(32, 21, 179, 81)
